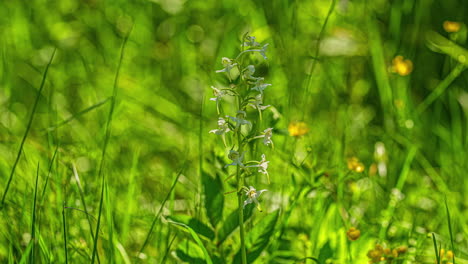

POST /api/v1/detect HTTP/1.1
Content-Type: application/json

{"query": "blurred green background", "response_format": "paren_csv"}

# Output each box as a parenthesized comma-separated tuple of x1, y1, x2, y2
(1, 0, 468, 263)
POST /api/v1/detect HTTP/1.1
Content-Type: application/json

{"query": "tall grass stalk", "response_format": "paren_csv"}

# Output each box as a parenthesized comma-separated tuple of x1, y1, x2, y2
(0, 49, 55, 209)
(138, 163, 186, 256)
(62, 203, 68, 264)
(29, 162, 40, 264)
(91, 33, 129, 264)
(445, 198, 456, 264)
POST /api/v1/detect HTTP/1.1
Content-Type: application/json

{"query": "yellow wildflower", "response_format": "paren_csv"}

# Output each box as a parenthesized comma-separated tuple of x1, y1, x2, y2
(391, 55, 413, 76)
(346, 227, 361, 241)
(396, 245, 408, 254)
(288, 121, 309, 137)
(367, 244, 384, 263)
(347, 157, 365, 173)
(443, 21, 461, 33)
(367, 243, 408, 263)
(439, 249, 454, 263)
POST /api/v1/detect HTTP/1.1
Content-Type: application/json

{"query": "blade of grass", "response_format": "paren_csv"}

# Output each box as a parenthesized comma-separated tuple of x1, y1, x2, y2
(0, 48, 56, 209)
(302, 0, 336, 115)
(416, 63, 465, 114)
(121, 149, 140, 242)
(379, 146, 417, 239)
(197, 96, 205, 220)
(37, 231, 52, 262)
(426, 31, 468, 65)
(161, 234, 177, 264)
(445, 197, 456, 264)
(91, 32, 130, 264)
(72, 164, 98, 245)
(168, 220, 213, 264)
(367, 15, 394, 130)
(432, 233, 440, 264)
(138, 162, 186, 256)
(63, 206, 97, 221)
(114, 238, 131, 264)
(395, 146, 418, 190)
(91, 175, 105, 264)
(40, 146, 58, 203)
(44, 97, 111, 132)
(62, 203, 68, 264)
(30, 162, 40, 264)
(18, 241, 33, 264)
(294, 257, 319, 264)
(8, 243, 14, 264)
(104, 181, 115, 263)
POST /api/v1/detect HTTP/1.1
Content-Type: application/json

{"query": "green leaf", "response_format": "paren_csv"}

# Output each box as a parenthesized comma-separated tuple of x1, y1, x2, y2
(233, 209, 280, 264)
(426, 31, 468, 65)
(217, 203, 255, 245)
(167, 215, 215, 240)
(175, 240, 206, 264)
(169, 221, 214, 264)
(202, 171, 224, 228)
(317, 241, 333, 264)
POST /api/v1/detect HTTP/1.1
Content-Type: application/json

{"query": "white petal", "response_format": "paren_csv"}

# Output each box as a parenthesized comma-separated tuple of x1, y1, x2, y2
(257, 189, 268, 198)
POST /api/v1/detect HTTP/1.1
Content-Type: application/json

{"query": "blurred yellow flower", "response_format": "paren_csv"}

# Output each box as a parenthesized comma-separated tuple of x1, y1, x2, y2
(395, 245, 407, 254)
(443, 21, 461, 33)
(367, 244, 384, 263)
(446, 250, 454, 259)
(439, 248, 455, 263)
(288, 121, 309, 137)
(369, 163, 378, 176)
(347, 157, 365, 173)
(367, 244, 407, 263)
(391, 55, 413, 76)
(346, 227, 361, 241)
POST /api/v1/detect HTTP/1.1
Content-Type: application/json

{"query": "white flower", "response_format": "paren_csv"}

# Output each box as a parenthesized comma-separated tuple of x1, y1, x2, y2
(249, 94, 270, 111)
(216, 57, 237, 78)
(243, 36, 260, 47)
(242, 65, 265, 82)
(243, 65, 256, 80)
(257, 154, 269, 175)
(251, 82, 271, 94)
(227, 110, 251, 128)
(209, 117, 231, 135)
(209, 86, 226, 102)
(257, 43, 269, 60)
(251, 128, 274, 147)
(262, 128, 273, 146)
(225, 150, 245, 168)
(243, 186, 267, 211)
(246, 154, 270, 183)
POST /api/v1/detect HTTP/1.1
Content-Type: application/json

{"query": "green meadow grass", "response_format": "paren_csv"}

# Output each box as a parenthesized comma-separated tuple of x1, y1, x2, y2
(0, 0, 467, 263)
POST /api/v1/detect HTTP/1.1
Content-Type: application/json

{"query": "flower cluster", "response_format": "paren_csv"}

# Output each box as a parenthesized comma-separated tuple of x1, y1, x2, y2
(209, 34, 273, 210)
(438, 249, 455, 264)
(367, 244, 407, 263)
(347, 157, 365, 173)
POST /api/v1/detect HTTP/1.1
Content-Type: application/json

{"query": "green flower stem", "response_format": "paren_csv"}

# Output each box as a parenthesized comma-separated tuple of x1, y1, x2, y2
(236, 98, 248, 264)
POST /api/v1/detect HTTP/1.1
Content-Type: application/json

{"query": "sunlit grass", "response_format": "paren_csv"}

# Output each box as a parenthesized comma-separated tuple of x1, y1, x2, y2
(0, 0, 467, 263)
